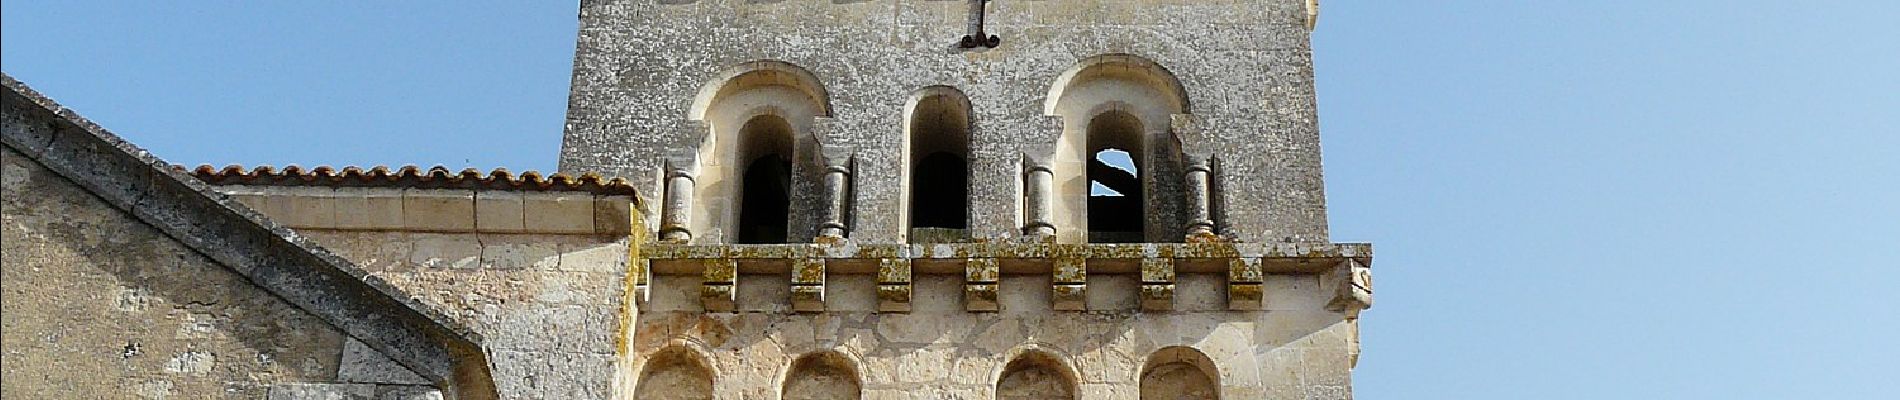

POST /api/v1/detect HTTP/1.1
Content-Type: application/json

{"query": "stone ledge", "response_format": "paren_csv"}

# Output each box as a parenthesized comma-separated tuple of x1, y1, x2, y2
(212, 185, 637, 235)
(634, 242, 1372, 313)
(642, 242, 1370, 272)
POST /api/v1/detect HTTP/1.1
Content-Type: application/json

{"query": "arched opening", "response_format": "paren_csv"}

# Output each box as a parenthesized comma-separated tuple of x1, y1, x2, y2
(1045, 54, 1190, 244)
(996, 351, 1077, 400)
(1086, 110, 1145, 243)
(689, 60, 829, 243)
(1139, 346, 1220, 400)
(782, 351, 862, 400)
(636, 347, 714, 400)
(735, 115, 794, 244)
(904, 87, 972, 242)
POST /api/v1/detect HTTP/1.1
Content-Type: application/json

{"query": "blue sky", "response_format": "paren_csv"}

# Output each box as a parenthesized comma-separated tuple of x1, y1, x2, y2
(5, 2, 1898, 398)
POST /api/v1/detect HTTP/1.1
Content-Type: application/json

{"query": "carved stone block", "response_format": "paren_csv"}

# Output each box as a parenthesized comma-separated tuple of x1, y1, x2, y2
(1140, 257, 1175, 311)
(878, 258, 912, 285)
(878, 258, 912, 312)
(1052, 257, 1087, 311)
(1140, 284, 1174, 311)
(791, 258, 826, 312)
(877, 284, 912, 313)
(701, 258, 737, 312)
(966, 257, 999, 284)
(1052, 284, 1087, 311)
(966, 258, 1000, 312)
(1326, 259, 1373, 317)
(1227, 257, 1264, 310)
(965, 283, 999, 312)
(1226, 282, 1263, 311)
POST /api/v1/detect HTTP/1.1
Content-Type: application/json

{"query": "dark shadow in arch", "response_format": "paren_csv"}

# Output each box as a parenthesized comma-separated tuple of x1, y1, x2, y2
(905, 86, 974, 242)
(736, 115, 794, 244)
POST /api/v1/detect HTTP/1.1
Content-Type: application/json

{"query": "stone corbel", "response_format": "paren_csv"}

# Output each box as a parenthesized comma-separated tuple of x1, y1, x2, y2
(1052, 247, 1087, 311)
(965, 258, 1000, 312)
(701, 258, 738, 312)
(791, 258, 827, 312)
(1326, 259, 1373, 318)
(877, 258, 912, 312)
(1227, 257, 1265, 310)
(1139, 257, 1175, 311)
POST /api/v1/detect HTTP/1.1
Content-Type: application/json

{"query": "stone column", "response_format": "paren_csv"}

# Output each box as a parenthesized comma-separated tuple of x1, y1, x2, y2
(1022, 157, 1056, 238)
(1171, 114, 1222, 242)
(659, 158, 696, 243)
(816, 152, 852, 241)
(1183, 156, 1216, 240)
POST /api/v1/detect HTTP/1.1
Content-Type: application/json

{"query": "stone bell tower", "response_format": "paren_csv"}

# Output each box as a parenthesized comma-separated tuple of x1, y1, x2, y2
(560, 0, 1373, 398)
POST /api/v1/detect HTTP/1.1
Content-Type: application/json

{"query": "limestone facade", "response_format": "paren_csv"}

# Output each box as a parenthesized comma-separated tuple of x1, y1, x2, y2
(1, 1, 1374, 399)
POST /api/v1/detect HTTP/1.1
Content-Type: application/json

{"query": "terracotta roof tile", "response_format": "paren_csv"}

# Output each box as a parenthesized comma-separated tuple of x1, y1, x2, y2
(179, 164, 638, 196)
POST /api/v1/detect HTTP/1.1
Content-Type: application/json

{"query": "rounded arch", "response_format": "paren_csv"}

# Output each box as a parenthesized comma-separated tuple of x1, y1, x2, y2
(1140, 346, 1220, 400)
(1044, 54, 1192, 244)
(901, 86, 975, 240)
(635, 345, 716, 400)
(780, 350, 863, 400)
(690, 60, 834, 121)
(687, 60, 830, 244)
(995, 347, 1079, 400)
(1043, 53, 1190, 116)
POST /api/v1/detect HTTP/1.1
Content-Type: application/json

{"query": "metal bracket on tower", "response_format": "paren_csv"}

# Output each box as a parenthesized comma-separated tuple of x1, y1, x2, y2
(959, 0, 1001, 49)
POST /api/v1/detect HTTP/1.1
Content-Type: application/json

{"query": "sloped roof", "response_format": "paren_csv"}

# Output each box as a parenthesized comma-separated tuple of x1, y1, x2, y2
(0, 73, 497, 399)
(185, 164, 640, 196)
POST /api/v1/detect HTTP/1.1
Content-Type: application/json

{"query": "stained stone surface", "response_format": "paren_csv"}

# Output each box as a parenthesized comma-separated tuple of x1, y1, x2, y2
(2, 144, 339, 398)
(561, 0, 1333, 245)
(1, 1, 1374, 398)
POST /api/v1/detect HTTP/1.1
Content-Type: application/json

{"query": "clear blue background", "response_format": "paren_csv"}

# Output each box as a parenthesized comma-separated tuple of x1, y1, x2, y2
(5, 2, 1897, 398)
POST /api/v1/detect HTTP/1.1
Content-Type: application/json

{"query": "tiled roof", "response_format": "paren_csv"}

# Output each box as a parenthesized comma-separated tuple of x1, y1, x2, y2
(181, 164, 639, 196)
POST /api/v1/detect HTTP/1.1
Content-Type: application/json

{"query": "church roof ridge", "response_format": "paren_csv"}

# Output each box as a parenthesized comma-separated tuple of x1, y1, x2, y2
(4, 72, 495, 396)
(181, 163, 640, 196)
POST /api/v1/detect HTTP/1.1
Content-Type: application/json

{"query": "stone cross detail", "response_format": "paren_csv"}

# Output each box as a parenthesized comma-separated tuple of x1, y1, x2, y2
(959, 0, 1001, 48)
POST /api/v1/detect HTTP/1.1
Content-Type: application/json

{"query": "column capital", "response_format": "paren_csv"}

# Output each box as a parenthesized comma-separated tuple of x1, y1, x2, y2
(662, 147, 699, 177)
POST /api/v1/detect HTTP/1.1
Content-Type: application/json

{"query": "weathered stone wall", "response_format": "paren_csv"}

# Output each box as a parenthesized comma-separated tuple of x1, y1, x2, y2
(217, 185, 639, 399)
(560, 0, 1331, 244)
(1, 146, 438, 399)
(630, 272, 1358, 399)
